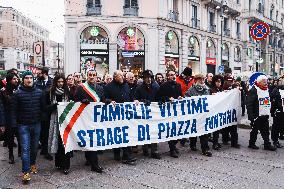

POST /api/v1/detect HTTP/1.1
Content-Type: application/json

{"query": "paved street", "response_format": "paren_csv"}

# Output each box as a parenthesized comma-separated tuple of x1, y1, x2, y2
(0, 128, 283, 189)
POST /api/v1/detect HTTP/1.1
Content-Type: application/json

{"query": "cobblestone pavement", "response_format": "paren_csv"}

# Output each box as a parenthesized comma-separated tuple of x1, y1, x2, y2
(0, 128, 283, 189)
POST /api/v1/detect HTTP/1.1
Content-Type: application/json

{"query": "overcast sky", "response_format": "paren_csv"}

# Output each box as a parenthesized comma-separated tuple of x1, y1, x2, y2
(1, 0, 65, 43)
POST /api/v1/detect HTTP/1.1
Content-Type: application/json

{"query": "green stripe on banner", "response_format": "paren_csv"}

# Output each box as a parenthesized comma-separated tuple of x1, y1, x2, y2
(59, 102, 75, 124)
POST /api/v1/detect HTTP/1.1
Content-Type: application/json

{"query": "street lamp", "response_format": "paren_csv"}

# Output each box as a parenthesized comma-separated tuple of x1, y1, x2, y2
(216, 0, 228, 69)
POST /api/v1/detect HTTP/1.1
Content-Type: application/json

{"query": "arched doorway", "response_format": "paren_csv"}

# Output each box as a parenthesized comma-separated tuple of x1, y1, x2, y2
(165, 30, 179, 73)
(80, 26, 109, 77)
(117, 27, 145, 76)
(206, 39, 216, 74)
(188, 35, 200, 75)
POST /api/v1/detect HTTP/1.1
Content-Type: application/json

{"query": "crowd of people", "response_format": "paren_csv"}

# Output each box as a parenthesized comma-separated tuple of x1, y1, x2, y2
(0, 66, 283, 184)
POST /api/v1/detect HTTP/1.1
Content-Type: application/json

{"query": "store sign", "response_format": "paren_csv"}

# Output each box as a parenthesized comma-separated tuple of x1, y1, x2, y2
(34, 41, 44, 65)
(165, 53, 179, 58)
(188, 56, 200, 61)
(119, 51, 145, 58)
(80, 50, 109, 56)
(206, 58, 216, 65)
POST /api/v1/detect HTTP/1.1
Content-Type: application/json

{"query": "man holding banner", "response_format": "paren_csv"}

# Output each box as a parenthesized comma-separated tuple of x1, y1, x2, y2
(75, 69, 105, 173)
(134, 70, 161, 159)
(156, 70, 183, 158)
(247, 75, 276, 151)
(185, 74, 212, 157)
(104, 70, 137, 165)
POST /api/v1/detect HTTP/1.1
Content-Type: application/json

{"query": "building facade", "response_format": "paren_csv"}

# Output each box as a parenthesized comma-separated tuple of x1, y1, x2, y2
(46, 41, 64, 75)
(0, 6, 49, 71)
(64, 0, 284, 77)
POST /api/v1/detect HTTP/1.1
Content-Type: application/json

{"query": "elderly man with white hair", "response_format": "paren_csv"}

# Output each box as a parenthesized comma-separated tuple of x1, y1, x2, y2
(246, 74, 277, 151)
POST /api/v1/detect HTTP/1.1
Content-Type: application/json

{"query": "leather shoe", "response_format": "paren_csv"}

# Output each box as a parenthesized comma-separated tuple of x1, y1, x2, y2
(231, 144, 241, 149)
(279, 135, 284, 140)
(202, 150, 212, 157)
(273, 141, 283, 148)
(151, 153, 161, 159)
(63, 169, 69, 175)
(91, 165, 103, 173)
(122, 159, 136, 165)
(264, 145, 277, 151)
(170, 150, 179, 158)
(190, 146, 197, 151)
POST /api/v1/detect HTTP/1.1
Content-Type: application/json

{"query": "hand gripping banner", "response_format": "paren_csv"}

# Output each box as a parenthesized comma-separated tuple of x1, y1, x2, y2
(58, 89, 241, 153)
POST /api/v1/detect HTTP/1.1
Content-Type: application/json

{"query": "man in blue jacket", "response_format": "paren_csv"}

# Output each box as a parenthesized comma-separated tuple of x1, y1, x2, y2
(11, 70, 45, 183)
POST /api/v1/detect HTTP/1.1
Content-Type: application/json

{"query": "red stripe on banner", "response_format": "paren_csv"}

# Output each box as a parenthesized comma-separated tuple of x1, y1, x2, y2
(63, 103, 88, 147)
(81, 84, 98, 102)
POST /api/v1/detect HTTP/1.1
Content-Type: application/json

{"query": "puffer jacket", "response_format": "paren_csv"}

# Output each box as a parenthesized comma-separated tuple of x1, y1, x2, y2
(185, 84, 210, 97)
(11, 85, 45, 127)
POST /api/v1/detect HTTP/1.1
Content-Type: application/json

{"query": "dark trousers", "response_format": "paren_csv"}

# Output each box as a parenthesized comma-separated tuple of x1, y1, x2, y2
(142, 143, 158, 154)
(271, 112, 284, 142)
(5, 126, 21, 155)
(40, 121, 50, 154)
(113, 147, 132, 160)
(190, 135, 209, 151)
(212, 131, 220, 145)
(249, 116, 270, 146)
(55, 135, 70, 170)
(168, 140, 178, 151)
(222, 125, 238, 145)
(85, 151, 98, 167)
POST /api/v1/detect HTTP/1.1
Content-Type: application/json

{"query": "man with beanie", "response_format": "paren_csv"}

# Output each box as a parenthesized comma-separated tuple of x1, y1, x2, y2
(185, 74, 212, 157)
(11, 70, 45, 183)
(247, 75, 277, 151)
(176, 67, 195, 96)
(270, 77, 284, 148)
(134, 70, 161, 159)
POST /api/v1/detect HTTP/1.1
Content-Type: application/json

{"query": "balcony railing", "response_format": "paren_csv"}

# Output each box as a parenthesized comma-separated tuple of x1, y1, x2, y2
(191, 18, 200, 29)
(224, 28, 231, 37)
(168, 10, 179, 22)
(208, 24, 216, 32)
(123, 6, 139, 16)
(86, 5, 102, 15)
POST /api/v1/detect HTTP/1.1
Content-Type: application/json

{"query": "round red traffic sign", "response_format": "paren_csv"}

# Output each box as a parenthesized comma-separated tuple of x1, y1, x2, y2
(250, 22, 270, 41)
(35, 44, 42, 55)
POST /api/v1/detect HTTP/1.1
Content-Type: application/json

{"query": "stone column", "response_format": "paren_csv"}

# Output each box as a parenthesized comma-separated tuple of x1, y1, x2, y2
(108, 42, 117, 74)
(64, 22, 78, 75)
(158, 25, 166, 74)
(147, 24, 159, 73)
(181, 29, 189, 72)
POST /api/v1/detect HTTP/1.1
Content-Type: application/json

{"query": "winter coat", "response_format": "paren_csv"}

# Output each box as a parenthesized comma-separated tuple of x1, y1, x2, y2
(35, 76, 53, 91)
(134, 82, 160, 103)
(246, 86, 269, 121)
(156, 80, 182, 102)
(46, 90, 70, 154)
(185, 85, 210, 97)
(176, 76, 195, 97)
(210, 87, 223, 94)
(270, 86, 284, 116)
(11, 85, 45, 127)
(1, 87, 17, 127)
(104, 80, 131, 103)
(75, 83, 105, 103)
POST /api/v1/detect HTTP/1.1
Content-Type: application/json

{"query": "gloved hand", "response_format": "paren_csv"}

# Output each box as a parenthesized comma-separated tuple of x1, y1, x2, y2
(144, 100, 151, 106)
(81, 99, 90, 104)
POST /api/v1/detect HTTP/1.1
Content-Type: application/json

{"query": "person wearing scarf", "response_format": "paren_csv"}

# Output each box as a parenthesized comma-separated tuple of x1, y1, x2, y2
(185, 74, 212, 157)
(247, 75, 277, 151)
(270, 77, 284, 148)
(46, 74, 71, 175)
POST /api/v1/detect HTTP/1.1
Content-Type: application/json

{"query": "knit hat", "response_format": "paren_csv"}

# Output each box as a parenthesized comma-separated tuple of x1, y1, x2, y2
(182, 67, 193, 77)
(21, 70, 33, 80)
(235, 76, 242, 82)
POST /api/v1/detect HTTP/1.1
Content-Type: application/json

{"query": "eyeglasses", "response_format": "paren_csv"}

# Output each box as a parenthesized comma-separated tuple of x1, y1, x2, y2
(75, 75, 81, 78)
(88, 74, 97, 77)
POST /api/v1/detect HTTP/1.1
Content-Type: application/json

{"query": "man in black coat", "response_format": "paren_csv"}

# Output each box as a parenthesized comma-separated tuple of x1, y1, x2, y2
(0, 92, 5, 138)
(35, 66, 53, 160)
(11, 70, 45, 183)
(156, 70, 182, 158)
(134, 70, 161, 159)
(104, 70, 137, 165)
(246, 75, 276, 151)
(75, 70, 104, 173)
(270, 77, 284, 148)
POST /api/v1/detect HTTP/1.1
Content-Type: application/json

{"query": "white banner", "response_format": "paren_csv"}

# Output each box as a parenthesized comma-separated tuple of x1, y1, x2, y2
(58, 89, 241, 153)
